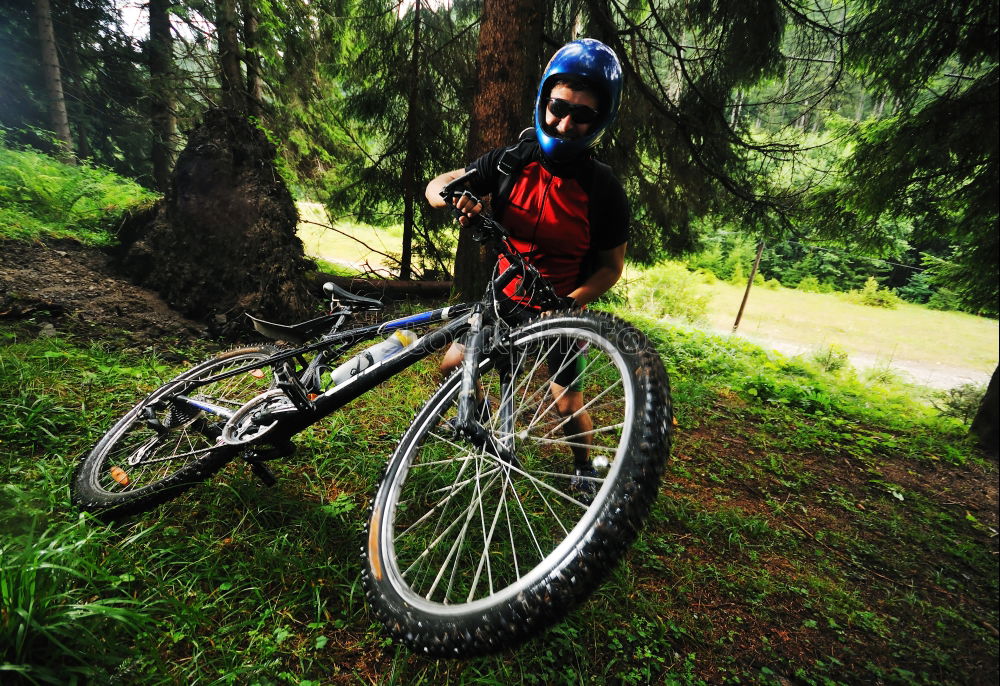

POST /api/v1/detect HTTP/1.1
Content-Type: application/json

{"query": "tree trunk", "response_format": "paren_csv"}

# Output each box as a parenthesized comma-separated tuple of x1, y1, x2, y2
(399, 1, 422, 281)
(149, 0, 176, 192)
(216, 0, 244, 113)
(452, 0, 543, 301)
(241, 0, 264, 118)
(33, 0, 75, 160)
(62, 4, 89, 160)
(971, 366, 999, 458)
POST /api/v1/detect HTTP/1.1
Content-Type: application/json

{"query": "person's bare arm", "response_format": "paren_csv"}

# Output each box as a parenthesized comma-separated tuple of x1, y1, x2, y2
(425, 168, 484, 226)
(425, 168, 465, 207)
(566, 243, 626, 306)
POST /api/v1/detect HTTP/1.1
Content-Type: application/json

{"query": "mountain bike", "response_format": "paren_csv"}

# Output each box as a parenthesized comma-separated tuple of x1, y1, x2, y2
(71, 170, 673, 656)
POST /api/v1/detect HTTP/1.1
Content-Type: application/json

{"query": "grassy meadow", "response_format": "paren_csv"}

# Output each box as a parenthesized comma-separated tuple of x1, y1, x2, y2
(297, 203, 403, 275)
(701, 280, 999, 376)
(621, 263, 998, 391)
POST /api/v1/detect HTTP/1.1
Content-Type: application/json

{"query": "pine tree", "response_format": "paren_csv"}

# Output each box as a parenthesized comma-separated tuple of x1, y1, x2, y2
(33, 0, 74, 159)
(837, 0, 998, 454)
(149, 0, 176, 191)
(452, 0, 543, 299)
(323, 0, 479, 281)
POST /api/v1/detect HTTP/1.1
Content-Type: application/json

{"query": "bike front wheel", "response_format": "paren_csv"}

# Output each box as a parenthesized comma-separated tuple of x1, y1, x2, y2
(364, 311, 671, 656)
(72, 346, 278, 518)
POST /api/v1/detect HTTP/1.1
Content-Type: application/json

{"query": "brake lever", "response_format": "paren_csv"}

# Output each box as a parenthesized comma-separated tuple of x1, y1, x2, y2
(438, 167, 510, 244)
(439, 168, 479, 201)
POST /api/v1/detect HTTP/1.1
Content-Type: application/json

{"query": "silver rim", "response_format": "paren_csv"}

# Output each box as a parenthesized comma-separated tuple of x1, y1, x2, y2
(378, 323, 636, 615)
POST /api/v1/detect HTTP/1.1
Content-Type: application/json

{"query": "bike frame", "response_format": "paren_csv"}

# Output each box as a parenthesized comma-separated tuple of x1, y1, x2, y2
(168, 167, 558, 456)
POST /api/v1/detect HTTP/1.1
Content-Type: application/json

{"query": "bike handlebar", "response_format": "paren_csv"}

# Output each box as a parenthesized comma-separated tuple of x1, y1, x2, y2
(438, 166, 571, 312)
(438, 168, 509, 243)
(439, 168, 479, 198)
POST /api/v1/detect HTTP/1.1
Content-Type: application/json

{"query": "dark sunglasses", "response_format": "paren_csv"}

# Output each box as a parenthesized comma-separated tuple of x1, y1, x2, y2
(546, 98, 600, 124)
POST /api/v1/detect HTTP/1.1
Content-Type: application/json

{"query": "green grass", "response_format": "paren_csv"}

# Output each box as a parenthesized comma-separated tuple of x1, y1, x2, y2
(297, 202, 403, 273)
(0, 143, 157, 246)
(0, 305, 995, 684)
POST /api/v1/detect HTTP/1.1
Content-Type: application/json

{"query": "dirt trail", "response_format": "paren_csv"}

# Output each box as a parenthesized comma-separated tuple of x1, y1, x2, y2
(0, 238, 206, 345)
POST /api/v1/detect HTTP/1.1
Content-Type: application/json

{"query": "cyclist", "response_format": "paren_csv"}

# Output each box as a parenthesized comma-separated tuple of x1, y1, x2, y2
(425, 38, 629, 493)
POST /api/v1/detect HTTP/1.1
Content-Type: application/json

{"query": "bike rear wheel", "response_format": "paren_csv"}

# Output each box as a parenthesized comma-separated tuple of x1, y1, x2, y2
(72, 346, 278, 518)
(364, 311, 671, 656)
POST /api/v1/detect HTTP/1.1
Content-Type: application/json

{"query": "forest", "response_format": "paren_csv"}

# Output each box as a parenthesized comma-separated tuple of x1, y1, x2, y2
(0, 0, 998, 684)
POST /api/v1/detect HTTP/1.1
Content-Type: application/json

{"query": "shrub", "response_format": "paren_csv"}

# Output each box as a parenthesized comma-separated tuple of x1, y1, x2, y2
(864, 363, 904, 386)
(630, 261, 713, 324)
(931, 383, 987, 425)
(851, 276, 901, 309)
(812, 343, 850, 373)
(897, 271, 935, 304)
(695, 268, 718, 284)
(763, 278, 782, 290)
(797, 275, 822, 292)
(927, 287, 962, 312)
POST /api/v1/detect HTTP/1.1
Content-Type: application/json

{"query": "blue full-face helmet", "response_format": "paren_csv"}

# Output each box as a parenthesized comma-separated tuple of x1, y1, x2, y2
(534, 39, 623, 163)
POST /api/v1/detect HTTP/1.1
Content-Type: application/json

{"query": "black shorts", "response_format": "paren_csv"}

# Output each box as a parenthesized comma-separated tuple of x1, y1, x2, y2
(493, 293, 587, 392)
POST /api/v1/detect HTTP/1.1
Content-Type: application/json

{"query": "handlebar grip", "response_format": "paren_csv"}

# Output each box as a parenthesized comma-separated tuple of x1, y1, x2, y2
(440, 168, 478, 199)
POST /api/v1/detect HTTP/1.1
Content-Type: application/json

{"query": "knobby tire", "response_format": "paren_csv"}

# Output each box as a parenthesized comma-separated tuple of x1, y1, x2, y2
(363, 311, 672, 657)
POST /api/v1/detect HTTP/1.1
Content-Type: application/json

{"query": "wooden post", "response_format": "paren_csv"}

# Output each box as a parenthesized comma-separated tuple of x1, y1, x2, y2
(732, 241, 764, 333)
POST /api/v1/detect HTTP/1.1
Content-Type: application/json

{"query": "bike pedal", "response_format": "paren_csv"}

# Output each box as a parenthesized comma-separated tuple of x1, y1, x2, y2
(246, 460, 277, 487)
(276, 362, 315, 412)
(249, 441, 296, 460)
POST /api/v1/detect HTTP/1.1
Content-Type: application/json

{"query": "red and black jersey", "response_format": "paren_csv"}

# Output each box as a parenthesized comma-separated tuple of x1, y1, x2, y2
(464, 141, 629, 301)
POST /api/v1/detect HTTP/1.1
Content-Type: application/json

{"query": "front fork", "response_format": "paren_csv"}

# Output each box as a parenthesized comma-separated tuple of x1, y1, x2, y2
(455, 311, 518, 465)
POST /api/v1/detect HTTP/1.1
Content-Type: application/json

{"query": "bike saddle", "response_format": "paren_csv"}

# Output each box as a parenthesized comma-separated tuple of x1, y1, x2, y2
(246, 312, 341, 344)
(323, 282, 384, 310)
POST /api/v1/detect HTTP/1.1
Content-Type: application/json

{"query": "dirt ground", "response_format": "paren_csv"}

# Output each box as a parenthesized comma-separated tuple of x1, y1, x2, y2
(0, 237, 207, 345)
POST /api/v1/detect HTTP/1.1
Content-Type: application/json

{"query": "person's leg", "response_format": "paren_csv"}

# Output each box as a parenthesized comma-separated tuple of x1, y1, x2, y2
(441, 341, 489, 424)
(440, 341, 464, 376)
(550, 383, 593, 468)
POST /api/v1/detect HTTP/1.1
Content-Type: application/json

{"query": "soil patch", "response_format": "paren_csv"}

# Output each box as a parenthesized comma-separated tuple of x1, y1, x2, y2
(0, 237, 206, 346)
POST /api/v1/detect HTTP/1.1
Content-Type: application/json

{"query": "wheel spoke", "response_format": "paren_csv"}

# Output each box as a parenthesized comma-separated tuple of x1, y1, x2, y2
(365, 313, 669, 657)
(541, 378, 624, 439)
(374, 316, 653, 621)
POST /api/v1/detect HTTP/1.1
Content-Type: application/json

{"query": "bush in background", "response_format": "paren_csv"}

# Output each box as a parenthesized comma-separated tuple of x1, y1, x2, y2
(628, 261, 713, 324)
(796, 275, 822, 292)
(850, 276, 901, 309)
(927, 287, 963, 312)
(811, 343, 851, 372)
(931, 382, 988, 425)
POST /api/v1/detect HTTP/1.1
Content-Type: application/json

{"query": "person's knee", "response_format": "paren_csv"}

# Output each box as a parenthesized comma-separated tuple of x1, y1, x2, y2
(555, 389, 584, 417)
(440, 342, 464, 375)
